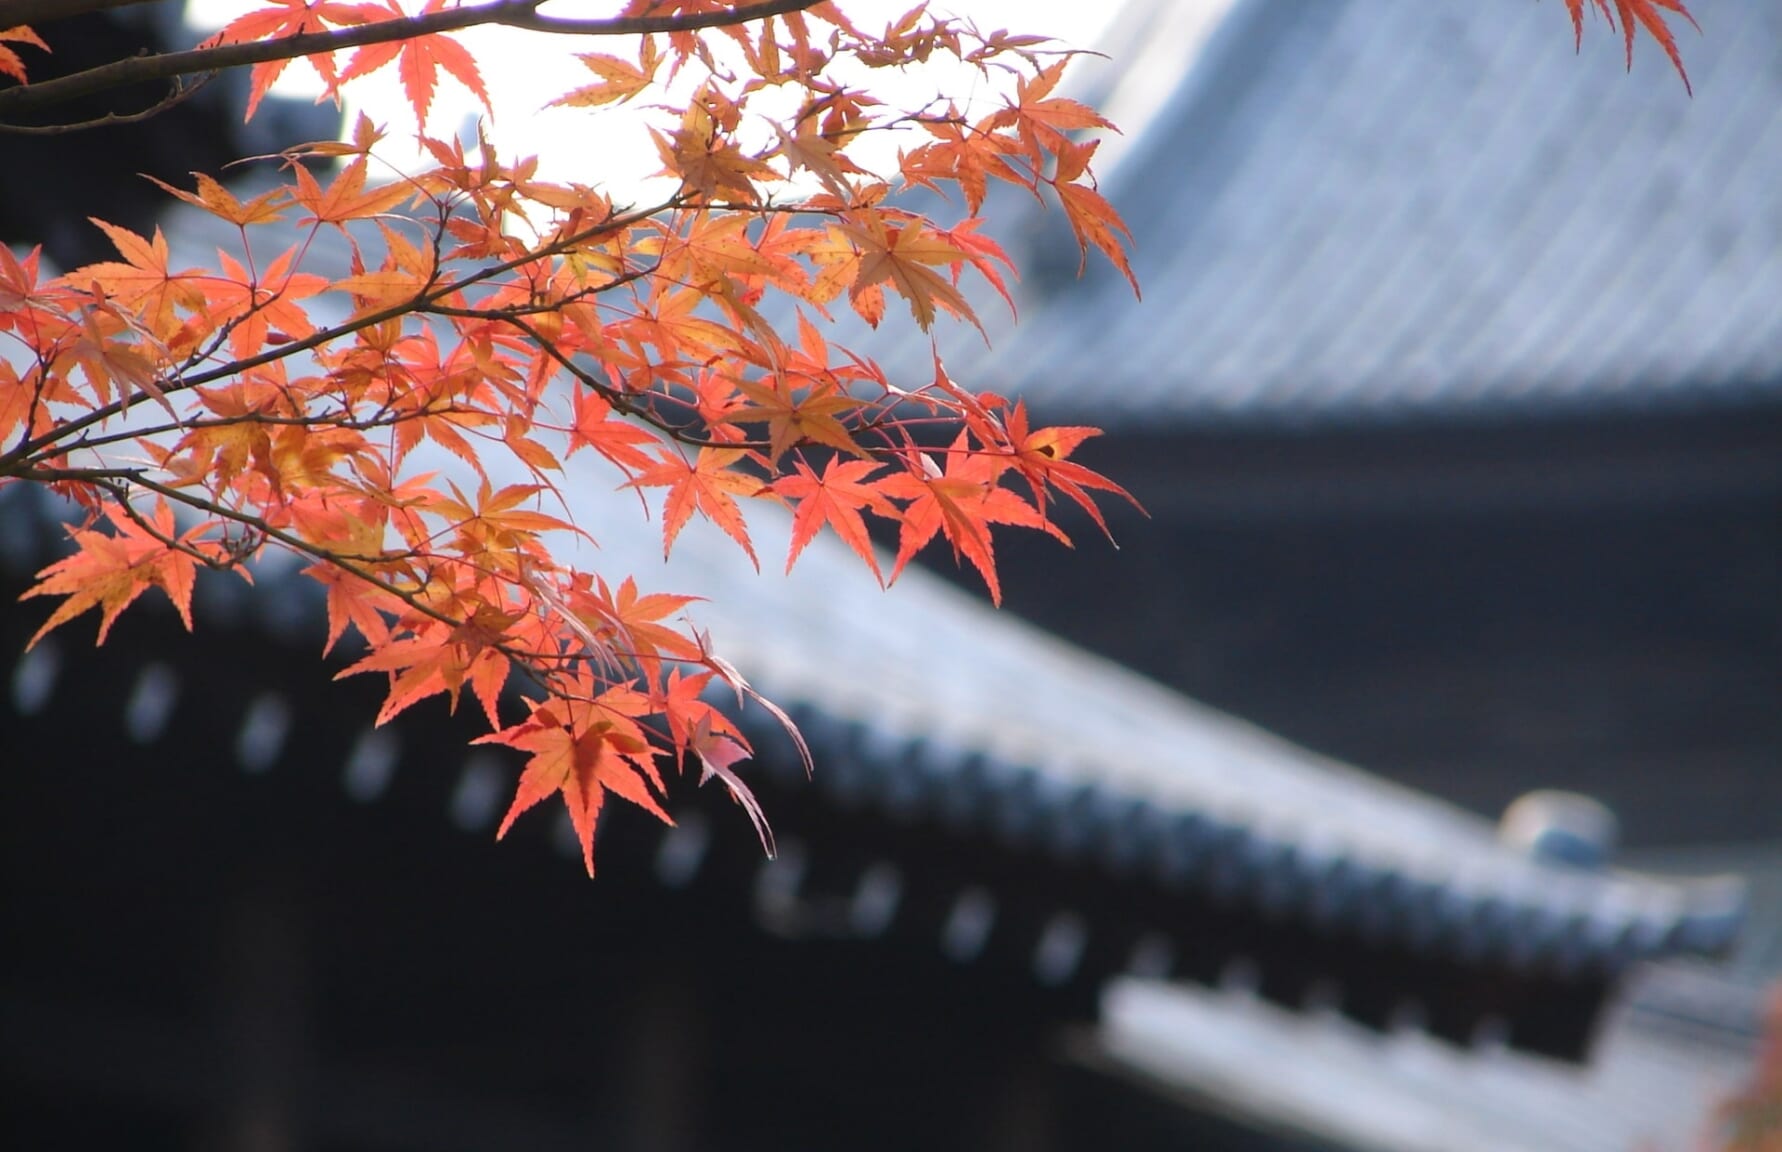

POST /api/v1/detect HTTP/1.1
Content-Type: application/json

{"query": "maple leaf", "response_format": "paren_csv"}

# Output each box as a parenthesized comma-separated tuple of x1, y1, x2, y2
(566, 390, 659, 474)
(571, 575, 704, 676)
(658, 669, 772, 856)
(78, 219, 206, 339)
(627, 447, 762, 566)
(720, 377, 864, 464)
(146, 173, 290, 230)
(205, 0, 370, 120)
(992, 59, 1117, 170)
(0, 24, 49, 85)
(339, 602, 516, 727)
(900, 113, 1013, 214)
(1052, 139, 1137, 293)
(430, 478, 575, 572)
(548, 42, 660, 109)
(1001, 400, 1141, 538)
(877, 433, 1060, 605)
(480, 689, 671, 877)
(22, 500, 220, 647)
(772, 457, 892, 580)
(1564, 0, 1698, 94)
(289, 157, 415, 228)
(335, 0, 492, 126)
(836, 213, 975, 332)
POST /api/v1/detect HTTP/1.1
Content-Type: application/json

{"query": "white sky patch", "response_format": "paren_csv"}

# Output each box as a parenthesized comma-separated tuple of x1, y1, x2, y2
(186, 1, 1135, 196)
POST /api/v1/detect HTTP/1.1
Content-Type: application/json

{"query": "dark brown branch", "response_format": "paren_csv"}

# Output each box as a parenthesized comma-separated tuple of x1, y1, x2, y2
(0, 71, 212, 135)
(0, 0, 825, 117)
(0, 196, 675, 475)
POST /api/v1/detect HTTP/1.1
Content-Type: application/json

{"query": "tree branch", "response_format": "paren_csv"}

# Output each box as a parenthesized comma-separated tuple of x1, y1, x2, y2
(0, 0, 826, 118)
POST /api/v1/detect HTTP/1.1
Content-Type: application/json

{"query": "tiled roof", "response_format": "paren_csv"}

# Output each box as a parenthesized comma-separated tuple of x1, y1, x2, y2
(1098, 963, 1760, 1152)
(878, 0, 1782, 426)
(0, 467, 1747, 977)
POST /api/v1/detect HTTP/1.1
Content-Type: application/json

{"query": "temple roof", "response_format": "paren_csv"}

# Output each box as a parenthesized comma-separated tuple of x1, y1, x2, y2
(869, 0, 1782, 427)
(1, 462, 1747, 980)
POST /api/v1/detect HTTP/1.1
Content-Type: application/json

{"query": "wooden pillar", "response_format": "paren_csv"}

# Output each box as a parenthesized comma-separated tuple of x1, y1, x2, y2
(622, 963, 706, 1152)
(200, 891, 310, 1152)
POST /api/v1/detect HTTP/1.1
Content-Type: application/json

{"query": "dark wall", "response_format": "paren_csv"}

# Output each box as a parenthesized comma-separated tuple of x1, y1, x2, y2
(948, 409, 1782, 847)
(0, 573, 1350, 1152)
(0, 3, 339, 270)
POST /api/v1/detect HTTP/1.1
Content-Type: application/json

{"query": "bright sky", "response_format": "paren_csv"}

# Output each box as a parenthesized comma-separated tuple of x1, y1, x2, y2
(188, 1, 1138, 192)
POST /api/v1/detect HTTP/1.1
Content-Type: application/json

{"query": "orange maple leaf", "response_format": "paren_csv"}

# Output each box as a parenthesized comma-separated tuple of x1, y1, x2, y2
(570, 574, 704, 676)
(993, 58, 1118, 169)
(1002, 400, 1141, 538)
(23, 500, 220, 647)
(720, 377, 864, 464)
(335, 0, 491, 125)
(1052, 139, 1137, 293)
(0, 24, 49, 85)
(627, 446, 761, 566)
(878, 433, 1060, 605)
(78, 219, 206, 339)
(836, 213, 974, 332)
(566, 390, 659, 474)
(205, 0, 370, 120)
(657, 668, 771, 856)
(339, 603, 515, 727)
(772, 457, 892, 581)
(479, 689, 671, 877)
(146, 173, 291, 229)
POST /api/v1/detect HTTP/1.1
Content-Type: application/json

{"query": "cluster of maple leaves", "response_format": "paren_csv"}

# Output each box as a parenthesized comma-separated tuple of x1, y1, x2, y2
(0, 0, 1696, 875)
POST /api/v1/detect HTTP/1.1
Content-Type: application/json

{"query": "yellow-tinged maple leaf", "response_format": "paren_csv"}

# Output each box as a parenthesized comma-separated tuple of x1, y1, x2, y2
(652, 98, 780, 204)
(23, 500, 220, 647)
(548, 43, 660, 108)
(78, 219, 206, 339)
(836, 213, 975, 332)
(289, 158, 415, 228)
(719, 377, 865, 463)
(431, 478, 575, 571)
(571, 575, 704, 676)
(146, 174, 290, 229)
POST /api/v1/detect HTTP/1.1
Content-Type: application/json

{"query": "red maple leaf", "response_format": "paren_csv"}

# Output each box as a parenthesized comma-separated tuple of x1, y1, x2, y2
(1564, 0, 1698, 94)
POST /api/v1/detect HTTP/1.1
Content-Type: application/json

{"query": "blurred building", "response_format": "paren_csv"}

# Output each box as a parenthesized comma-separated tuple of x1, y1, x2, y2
(3, 1, 1777, 1150)
(0, 0, 340, 270)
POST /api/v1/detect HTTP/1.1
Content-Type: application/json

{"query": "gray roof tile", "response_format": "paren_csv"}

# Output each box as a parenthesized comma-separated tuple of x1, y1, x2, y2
(880, 0, 1782, 426)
